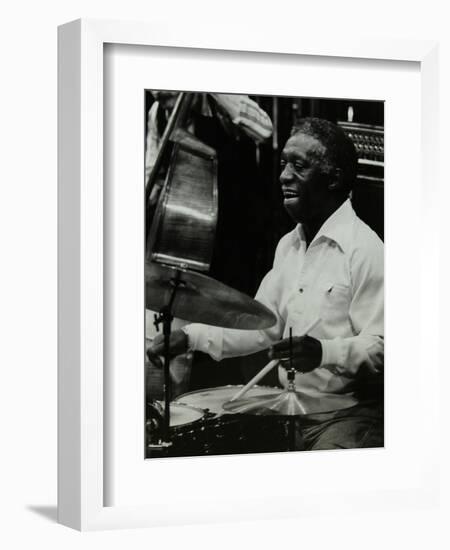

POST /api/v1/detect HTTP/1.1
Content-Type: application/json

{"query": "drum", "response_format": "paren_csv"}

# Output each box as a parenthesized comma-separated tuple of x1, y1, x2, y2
(172, 385, 287, 456)
(146, 402, 207, 458)
(169, 402, 205, 428)
(175, 384, 282, 415)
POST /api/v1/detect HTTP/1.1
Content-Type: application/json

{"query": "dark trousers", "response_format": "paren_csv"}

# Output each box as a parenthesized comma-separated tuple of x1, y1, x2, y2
(295, 401, 384, 451)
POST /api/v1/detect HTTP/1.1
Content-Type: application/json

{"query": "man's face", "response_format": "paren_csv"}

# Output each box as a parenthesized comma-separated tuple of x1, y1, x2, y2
(279, 133, 333, 224)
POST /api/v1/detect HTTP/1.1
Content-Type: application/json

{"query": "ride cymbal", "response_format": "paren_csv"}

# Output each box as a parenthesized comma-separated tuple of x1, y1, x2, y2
(145, 262, 277, 330)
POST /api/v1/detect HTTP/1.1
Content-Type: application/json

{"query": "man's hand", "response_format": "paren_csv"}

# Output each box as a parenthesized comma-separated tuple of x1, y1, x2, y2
(146, 329, 189, 368)
(268, 335, 322, 373)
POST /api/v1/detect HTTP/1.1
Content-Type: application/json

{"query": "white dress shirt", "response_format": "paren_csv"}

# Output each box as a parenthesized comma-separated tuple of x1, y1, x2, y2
(184, 200, 384, 403)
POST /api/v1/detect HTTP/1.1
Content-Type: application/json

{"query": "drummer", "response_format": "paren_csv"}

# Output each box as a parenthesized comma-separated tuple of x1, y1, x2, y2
(148, 117, 384, 451)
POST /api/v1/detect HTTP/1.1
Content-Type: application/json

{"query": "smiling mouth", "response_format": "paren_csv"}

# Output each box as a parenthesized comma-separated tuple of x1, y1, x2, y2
(282, 190, 299, 199)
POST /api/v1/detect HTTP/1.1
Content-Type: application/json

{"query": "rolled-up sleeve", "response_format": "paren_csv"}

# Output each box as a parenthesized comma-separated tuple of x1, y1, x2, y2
(182, 234, 295, 360)
(183, 269, 284, 361)
(209, 94, 273, 143)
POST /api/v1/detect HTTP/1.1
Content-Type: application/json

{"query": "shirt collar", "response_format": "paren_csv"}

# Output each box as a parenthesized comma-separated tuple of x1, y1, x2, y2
(294, 199, 355, 252)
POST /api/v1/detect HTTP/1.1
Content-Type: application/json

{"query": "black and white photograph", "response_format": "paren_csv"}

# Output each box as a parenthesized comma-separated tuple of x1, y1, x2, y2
(144, 90, 384, 459)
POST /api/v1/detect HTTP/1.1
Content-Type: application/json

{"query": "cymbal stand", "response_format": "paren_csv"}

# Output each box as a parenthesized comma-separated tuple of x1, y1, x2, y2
(285, 328, 304, 451)
(151, 268, 185, 448)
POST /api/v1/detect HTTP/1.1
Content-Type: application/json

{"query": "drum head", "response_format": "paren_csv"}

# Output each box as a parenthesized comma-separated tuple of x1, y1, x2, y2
(175, 385, 281, 416)
(167, 402, 205, 427)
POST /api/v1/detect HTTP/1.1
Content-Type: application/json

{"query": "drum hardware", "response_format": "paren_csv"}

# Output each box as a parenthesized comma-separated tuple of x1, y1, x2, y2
(146, 287, 354, 454)
(149, 268, 185, 448)
(222, 328, 307, 450)
(222, 374, 353, 416)
(145, 251, 277, 450)
(146, 401, 207, 454)
(228, 318, 321, 404)
(175, 385, 284, 416)
(146, 262, 277, 330)
(146, 262, 277, 450)
(147, 385, 288, 457)
(286, 328, 300, 450)
(222, 327, 355, 451)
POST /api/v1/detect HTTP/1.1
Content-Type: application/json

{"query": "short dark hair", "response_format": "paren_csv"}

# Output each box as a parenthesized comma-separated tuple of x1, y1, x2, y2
(290, 117, 358, 195)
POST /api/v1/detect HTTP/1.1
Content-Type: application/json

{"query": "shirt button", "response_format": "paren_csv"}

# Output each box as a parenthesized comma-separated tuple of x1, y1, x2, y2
(299, 288, 303, 293)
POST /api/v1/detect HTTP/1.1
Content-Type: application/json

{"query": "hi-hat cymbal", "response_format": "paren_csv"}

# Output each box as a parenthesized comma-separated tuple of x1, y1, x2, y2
(145, 262, 277, 330)
(222, 388, 356, 416)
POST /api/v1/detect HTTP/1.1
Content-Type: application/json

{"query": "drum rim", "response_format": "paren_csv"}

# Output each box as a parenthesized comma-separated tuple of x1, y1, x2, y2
(159, 401, 206, 427)
(174, 384, 281, 402)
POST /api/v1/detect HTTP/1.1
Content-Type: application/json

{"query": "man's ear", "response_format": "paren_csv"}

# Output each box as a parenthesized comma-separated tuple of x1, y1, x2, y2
(328, 168, 344, 192)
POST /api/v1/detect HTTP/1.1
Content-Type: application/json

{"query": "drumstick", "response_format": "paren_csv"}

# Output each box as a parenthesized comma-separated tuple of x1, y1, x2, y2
(229, 359, 280, 402)
(229, 317, 322, 403)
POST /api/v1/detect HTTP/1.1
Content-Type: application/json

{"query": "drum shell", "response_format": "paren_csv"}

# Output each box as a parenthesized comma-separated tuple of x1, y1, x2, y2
(146, 402, 206, 457)
(149, 386, 288, 457)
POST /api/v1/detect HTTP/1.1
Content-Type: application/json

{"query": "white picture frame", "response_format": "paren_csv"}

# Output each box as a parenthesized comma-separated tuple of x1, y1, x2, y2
(58, 18, 439, 530)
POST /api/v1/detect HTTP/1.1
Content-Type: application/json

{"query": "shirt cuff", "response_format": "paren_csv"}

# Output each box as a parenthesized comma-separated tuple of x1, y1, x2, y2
(318, 338, 344, 368)
(182, 324, 223, 361)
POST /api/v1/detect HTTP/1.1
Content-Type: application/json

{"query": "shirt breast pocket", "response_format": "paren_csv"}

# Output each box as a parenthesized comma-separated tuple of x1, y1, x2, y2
(320, 282, 351, 326)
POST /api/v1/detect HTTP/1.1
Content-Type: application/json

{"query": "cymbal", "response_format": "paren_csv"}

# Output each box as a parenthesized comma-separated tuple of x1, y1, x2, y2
(222, 388, 356, 416)
(145, 262, 277, 330)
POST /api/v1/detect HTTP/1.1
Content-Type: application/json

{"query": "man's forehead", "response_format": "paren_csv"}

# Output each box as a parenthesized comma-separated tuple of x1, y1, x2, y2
(282, 132, 326, 157)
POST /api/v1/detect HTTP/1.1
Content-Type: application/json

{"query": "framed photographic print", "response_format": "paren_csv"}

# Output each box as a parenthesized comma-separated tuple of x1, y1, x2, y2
(58, 18, 439, 530)
(142, 89, 385, 461)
